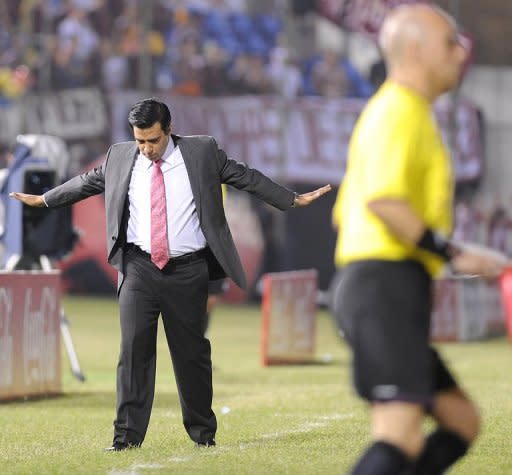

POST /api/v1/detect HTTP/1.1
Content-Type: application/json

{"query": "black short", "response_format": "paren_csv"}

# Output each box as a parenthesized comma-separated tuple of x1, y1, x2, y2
(335, 259, 457, 408)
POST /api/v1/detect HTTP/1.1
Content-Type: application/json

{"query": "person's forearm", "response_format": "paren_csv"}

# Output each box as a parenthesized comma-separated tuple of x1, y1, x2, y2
(368, 198, 464, 261)
(45, 167, 105, 208)
(367, 198, 425, 244)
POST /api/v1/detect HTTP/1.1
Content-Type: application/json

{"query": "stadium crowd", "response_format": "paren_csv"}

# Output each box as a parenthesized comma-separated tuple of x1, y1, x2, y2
(0, 0, 373, 102)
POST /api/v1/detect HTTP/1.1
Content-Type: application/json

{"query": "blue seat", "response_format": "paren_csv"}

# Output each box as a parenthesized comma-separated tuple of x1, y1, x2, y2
(257, 14, 282, 39)
(204, 11, 230, 35)
(217, 36, 242, 57)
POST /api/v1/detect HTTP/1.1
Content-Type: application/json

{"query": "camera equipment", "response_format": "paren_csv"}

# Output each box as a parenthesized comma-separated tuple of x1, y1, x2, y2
(0, 135, 85, 382)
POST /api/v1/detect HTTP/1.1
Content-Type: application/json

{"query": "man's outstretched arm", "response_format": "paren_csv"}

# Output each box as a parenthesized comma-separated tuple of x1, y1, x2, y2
(9, 152, 109, 209)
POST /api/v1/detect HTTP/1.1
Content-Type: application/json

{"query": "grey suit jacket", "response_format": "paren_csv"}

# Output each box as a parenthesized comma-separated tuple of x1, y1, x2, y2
(44, 134, 295, 291)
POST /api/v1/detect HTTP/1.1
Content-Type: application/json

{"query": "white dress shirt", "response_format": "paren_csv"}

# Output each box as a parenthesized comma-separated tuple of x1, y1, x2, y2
(127, 138, 207, 256)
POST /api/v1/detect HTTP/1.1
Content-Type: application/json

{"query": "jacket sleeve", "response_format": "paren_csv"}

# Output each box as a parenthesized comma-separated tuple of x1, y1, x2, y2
(44, 148, 109, 209)
(212, 138, 295, 211)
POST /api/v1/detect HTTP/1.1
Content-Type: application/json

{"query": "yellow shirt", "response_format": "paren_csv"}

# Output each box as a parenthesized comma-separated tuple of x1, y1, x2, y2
(333, 82, 454, 277)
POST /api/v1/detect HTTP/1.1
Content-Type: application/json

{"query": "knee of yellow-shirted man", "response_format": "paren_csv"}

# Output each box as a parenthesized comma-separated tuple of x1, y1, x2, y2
(432, 389, 481, 443)
(370, 401, 426, 458)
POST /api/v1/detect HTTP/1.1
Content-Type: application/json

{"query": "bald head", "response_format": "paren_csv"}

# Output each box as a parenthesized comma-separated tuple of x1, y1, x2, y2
(379, 4, 456, 67)
(378, 4, 466, 100)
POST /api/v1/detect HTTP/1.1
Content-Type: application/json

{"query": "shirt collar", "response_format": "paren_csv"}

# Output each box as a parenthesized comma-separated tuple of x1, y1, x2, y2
(140, 135, 175, 170)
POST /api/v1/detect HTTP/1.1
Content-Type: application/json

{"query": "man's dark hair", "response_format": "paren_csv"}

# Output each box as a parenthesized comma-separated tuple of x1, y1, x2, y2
(128, 98, 172, 134)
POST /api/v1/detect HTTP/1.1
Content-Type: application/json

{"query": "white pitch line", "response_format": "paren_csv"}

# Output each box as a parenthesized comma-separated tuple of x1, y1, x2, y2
(111, 412, 354, 472)
(164, 456, 194, 463)
(259, 413, 354, 441)
(211, 412, 354, 453)
(131, 464, 167, 470)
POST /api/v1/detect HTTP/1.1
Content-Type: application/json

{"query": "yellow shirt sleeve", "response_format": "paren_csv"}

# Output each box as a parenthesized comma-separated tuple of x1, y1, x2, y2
(361, 116, 421, 202)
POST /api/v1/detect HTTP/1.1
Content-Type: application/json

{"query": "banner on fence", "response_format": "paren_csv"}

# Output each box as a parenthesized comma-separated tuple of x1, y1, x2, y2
(111, 93, 483, 185)
(0, 271, 61, 400)
(0, 88, 109, 175)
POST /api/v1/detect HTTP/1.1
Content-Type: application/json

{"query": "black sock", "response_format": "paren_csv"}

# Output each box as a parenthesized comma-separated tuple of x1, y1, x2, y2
(414, 429, 469, 475)
(352, 441, 412, 475)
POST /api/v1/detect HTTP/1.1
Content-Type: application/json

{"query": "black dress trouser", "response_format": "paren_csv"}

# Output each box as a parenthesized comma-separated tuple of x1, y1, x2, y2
(113, 246, 217, 445)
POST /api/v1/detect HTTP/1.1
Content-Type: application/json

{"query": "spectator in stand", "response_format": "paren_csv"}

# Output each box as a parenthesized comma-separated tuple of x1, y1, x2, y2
(170, 34, 205, 96)
(112, 2, 138, 43)
(0, 11, 17, 68)
(243, 53, 275, 95)
(52, 35, 91, 88)
(0, 64, 34, 102)
(111, 2, 145, 89)
(201, 41, 232, 96)
(57, 5, 100, 67)
(54, 5, 101, 88)
(86, 0, 124, 39)
(101, 39, 129, 92)
(227, 52, 251, 94)
(267, 43, 303, 98)
(311, 49, 351, 98)
(1, 2, 49, 96)
(165, 7, 202, 62)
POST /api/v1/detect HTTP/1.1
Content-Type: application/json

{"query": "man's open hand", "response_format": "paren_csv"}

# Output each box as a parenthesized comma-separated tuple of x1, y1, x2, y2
(294, 184, 332, 207)
(451, 242, 509, 279)
(9, 192, 46, 208)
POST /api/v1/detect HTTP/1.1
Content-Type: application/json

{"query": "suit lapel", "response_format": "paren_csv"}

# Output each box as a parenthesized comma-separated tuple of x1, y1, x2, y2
(174, 135, 202, 221)
(115, 143, 138, 228)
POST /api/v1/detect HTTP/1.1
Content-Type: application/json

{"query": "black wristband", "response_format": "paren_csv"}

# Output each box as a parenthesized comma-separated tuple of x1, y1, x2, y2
(417, 228, 458, 261)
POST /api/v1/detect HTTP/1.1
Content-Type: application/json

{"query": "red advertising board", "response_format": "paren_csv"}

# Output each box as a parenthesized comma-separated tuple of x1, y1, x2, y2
(261, 270, 317, 365)
(0, 272, 61, 400)
(499, 268, 512, 342)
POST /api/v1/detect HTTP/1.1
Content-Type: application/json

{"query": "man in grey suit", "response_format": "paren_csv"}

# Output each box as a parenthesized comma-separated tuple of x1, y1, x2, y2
(10, 98, 331, 451)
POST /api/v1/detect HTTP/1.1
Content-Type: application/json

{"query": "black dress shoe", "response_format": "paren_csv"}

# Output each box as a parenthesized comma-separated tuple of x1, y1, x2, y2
(104, 441, 140, 452)
(195, 439, 216, 448)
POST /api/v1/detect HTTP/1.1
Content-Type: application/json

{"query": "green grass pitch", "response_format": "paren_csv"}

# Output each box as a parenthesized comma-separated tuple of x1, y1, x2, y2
(1, 296, 511, 474)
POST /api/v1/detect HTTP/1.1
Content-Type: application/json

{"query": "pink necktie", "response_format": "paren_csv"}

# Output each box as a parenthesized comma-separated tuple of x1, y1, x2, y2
(150, 160, 169, 269)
